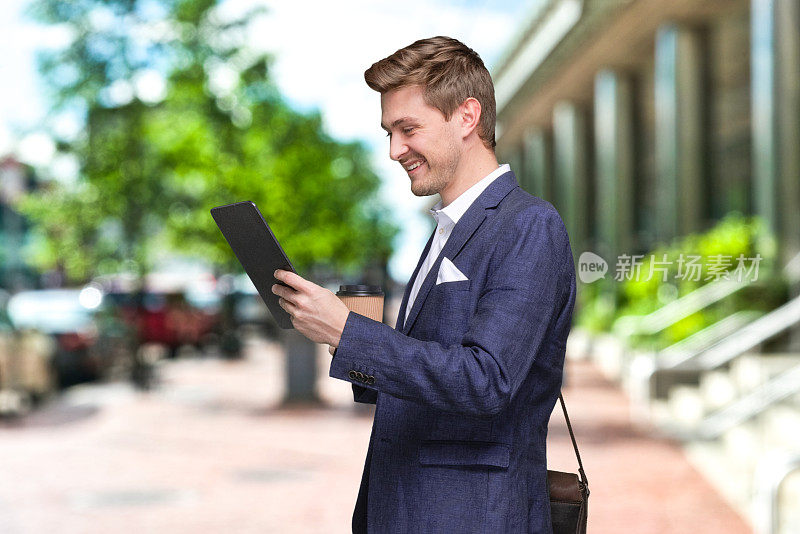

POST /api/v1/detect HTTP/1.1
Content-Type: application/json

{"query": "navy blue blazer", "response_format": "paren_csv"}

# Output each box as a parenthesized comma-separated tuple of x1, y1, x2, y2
(330, 170, 576, 533)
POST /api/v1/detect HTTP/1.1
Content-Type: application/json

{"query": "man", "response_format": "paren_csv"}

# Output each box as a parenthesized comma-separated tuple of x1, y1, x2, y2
(271, 36, 576, 533)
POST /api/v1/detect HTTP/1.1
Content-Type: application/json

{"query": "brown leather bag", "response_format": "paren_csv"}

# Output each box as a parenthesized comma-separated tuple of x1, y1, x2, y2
(548, 393, 589, 534)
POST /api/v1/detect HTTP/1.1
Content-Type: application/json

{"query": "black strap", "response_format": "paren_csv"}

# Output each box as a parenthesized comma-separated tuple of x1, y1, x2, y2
(558, 392, 589, 489)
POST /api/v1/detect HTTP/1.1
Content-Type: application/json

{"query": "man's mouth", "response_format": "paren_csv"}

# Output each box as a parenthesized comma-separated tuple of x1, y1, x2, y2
(403, 159, 426, 174)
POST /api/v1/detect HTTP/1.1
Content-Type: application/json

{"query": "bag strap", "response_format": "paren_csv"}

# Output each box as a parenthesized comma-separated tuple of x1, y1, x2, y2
(558, 392, 589, 490)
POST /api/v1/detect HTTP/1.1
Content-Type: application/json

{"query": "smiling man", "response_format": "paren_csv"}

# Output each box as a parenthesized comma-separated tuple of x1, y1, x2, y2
(272, 36, 577, 533)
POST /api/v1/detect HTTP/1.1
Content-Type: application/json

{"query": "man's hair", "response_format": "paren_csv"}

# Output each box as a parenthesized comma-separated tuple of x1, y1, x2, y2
(364, 36, 496, 150)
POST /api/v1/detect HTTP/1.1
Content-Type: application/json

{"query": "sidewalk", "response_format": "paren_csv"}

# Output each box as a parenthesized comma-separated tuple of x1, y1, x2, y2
(0, 336, 751, 533)
(550, 357, 752, 533)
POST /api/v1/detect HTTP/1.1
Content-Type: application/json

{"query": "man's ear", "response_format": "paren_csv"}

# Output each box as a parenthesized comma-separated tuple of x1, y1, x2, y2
(458, 97, 482, 140)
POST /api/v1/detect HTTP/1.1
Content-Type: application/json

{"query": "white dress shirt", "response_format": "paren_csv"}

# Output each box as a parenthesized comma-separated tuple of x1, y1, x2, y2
(404, 163, 511, 324)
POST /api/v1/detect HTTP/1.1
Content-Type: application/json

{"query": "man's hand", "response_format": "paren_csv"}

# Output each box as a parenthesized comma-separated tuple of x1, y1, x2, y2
(271, 269, 350, 349)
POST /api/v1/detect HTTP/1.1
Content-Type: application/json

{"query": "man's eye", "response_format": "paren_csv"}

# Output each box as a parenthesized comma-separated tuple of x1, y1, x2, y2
(402, 128, 415, 135)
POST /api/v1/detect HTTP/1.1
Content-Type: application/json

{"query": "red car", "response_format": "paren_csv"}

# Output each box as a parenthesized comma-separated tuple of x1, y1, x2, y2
(96, 273, 222, 358)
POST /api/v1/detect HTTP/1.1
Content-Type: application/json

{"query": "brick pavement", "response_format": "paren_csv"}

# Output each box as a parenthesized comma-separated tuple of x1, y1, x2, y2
(550, 357, 752, 534)
(0, 336, 752, 533)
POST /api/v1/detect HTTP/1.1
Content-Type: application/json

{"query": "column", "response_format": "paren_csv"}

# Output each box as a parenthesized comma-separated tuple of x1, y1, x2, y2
(654, 23, 706, 242)
(522, 127, 553, 201)
(776, 0, 800, 266)
(755, 0, 800, 350)
(594, 69, 635, 261)
(553, 101, 590, 260)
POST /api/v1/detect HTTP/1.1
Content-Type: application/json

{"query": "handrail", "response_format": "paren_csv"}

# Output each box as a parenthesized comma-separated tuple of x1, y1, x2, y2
(753, 452, 800, 534)
(698, 364, 800, 439)
(676, 294, 800, 371)
(614, 277, 754, 337)
(622, 252, 800, 420)
(626, 311, 762, 419)
(658, 310, 763, 369)
(616, 250, 800, 340)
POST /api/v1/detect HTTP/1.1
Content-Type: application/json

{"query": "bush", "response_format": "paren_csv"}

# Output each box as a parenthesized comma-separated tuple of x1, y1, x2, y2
(575, 213, 787, 350)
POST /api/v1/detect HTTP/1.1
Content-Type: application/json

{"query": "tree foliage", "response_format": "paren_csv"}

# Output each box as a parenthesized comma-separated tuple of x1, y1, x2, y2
(19, 0, 397, 283)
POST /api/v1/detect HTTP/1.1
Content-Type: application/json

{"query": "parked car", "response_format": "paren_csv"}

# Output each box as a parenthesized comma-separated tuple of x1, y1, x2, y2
(0, 296, 57, 416)
(5, 288, 121, 388)
(94, 273, 222, 358)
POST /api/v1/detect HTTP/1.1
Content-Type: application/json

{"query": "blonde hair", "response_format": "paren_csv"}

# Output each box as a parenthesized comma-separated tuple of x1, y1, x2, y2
(364, 36, 496, 150)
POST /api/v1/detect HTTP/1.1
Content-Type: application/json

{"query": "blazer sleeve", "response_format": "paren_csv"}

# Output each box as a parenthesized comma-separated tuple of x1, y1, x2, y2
(329, 207, 574, 418)
(331, 347, 379, 404)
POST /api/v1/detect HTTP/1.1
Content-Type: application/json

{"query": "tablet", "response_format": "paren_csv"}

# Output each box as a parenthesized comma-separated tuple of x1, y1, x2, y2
(211, 201, 295, 329)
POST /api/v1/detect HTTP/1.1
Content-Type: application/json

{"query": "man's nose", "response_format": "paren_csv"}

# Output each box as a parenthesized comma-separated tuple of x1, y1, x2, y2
(389, 135, 408, 161)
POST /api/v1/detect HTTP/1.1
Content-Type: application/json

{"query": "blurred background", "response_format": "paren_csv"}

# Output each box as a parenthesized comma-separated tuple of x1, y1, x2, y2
(0, 0, 798, 532)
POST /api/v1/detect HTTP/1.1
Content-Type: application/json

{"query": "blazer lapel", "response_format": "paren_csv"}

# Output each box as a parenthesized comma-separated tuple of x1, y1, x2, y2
(401, 171, 519, 335)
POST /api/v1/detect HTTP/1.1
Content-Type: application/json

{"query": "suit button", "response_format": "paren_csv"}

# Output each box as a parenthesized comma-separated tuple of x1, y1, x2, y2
(366, 376, 375, 385)
(355, 371, 364, 381)
(348, 370, 357, 380)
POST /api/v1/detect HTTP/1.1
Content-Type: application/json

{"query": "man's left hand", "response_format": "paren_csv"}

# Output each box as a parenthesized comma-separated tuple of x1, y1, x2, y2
(271, 269, 350, 348)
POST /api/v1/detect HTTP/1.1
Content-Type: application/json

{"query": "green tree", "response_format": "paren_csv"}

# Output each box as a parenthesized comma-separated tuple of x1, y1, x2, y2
(19, 0, 397, 284)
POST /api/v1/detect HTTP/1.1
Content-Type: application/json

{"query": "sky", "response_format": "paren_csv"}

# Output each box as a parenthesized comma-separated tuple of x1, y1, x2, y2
(0, 0, 537, 282)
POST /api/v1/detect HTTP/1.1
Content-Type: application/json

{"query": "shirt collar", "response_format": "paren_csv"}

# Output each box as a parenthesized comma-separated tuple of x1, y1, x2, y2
(430, 163, 510, 226)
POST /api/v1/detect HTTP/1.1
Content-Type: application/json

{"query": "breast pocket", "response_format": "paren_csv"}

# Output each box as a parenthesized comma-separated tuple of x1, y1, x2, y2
(435, 279, 471, 291)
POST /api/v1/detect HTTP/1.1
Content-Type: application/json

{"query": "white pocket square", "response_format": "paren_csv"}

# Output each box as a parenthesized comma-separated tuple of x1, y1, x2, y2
(436, 257, 469, 285)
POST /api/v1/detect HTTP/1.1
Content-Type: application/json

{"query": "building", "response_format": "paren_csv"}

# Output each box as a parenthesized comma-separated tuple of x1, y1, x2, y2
(493, 0, 799, 270)
(492, 2, 800, 530)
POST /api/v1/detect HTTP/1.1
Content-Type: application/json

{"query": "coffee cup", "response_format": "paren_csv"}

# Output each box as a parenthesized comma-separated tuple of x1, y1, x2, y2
(336, 285, 384, 322)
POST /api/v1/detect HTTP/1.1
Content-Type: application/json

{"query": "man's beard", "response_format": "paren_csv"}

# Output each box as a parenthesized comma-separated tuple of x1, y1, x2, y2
(410, 140, 460, 197)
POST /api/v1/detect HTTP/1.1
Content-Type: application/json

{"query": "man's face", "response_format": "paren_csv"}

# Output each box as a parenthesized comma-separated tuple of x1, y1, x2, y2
(380, 85, 461, 197)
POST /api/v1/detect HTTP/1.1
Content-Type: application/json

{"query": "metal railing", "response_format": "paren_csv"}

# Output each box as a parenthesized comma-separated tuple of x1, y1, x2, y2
(631, 292, 800, 428)
(628, 253, 800, 413)
(679, 295, 800, 371)
(658, 310, 764, 369)
(754, 452, 800, 534)
(698, 363, 800, 439)
(614, 277, 755, 337)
